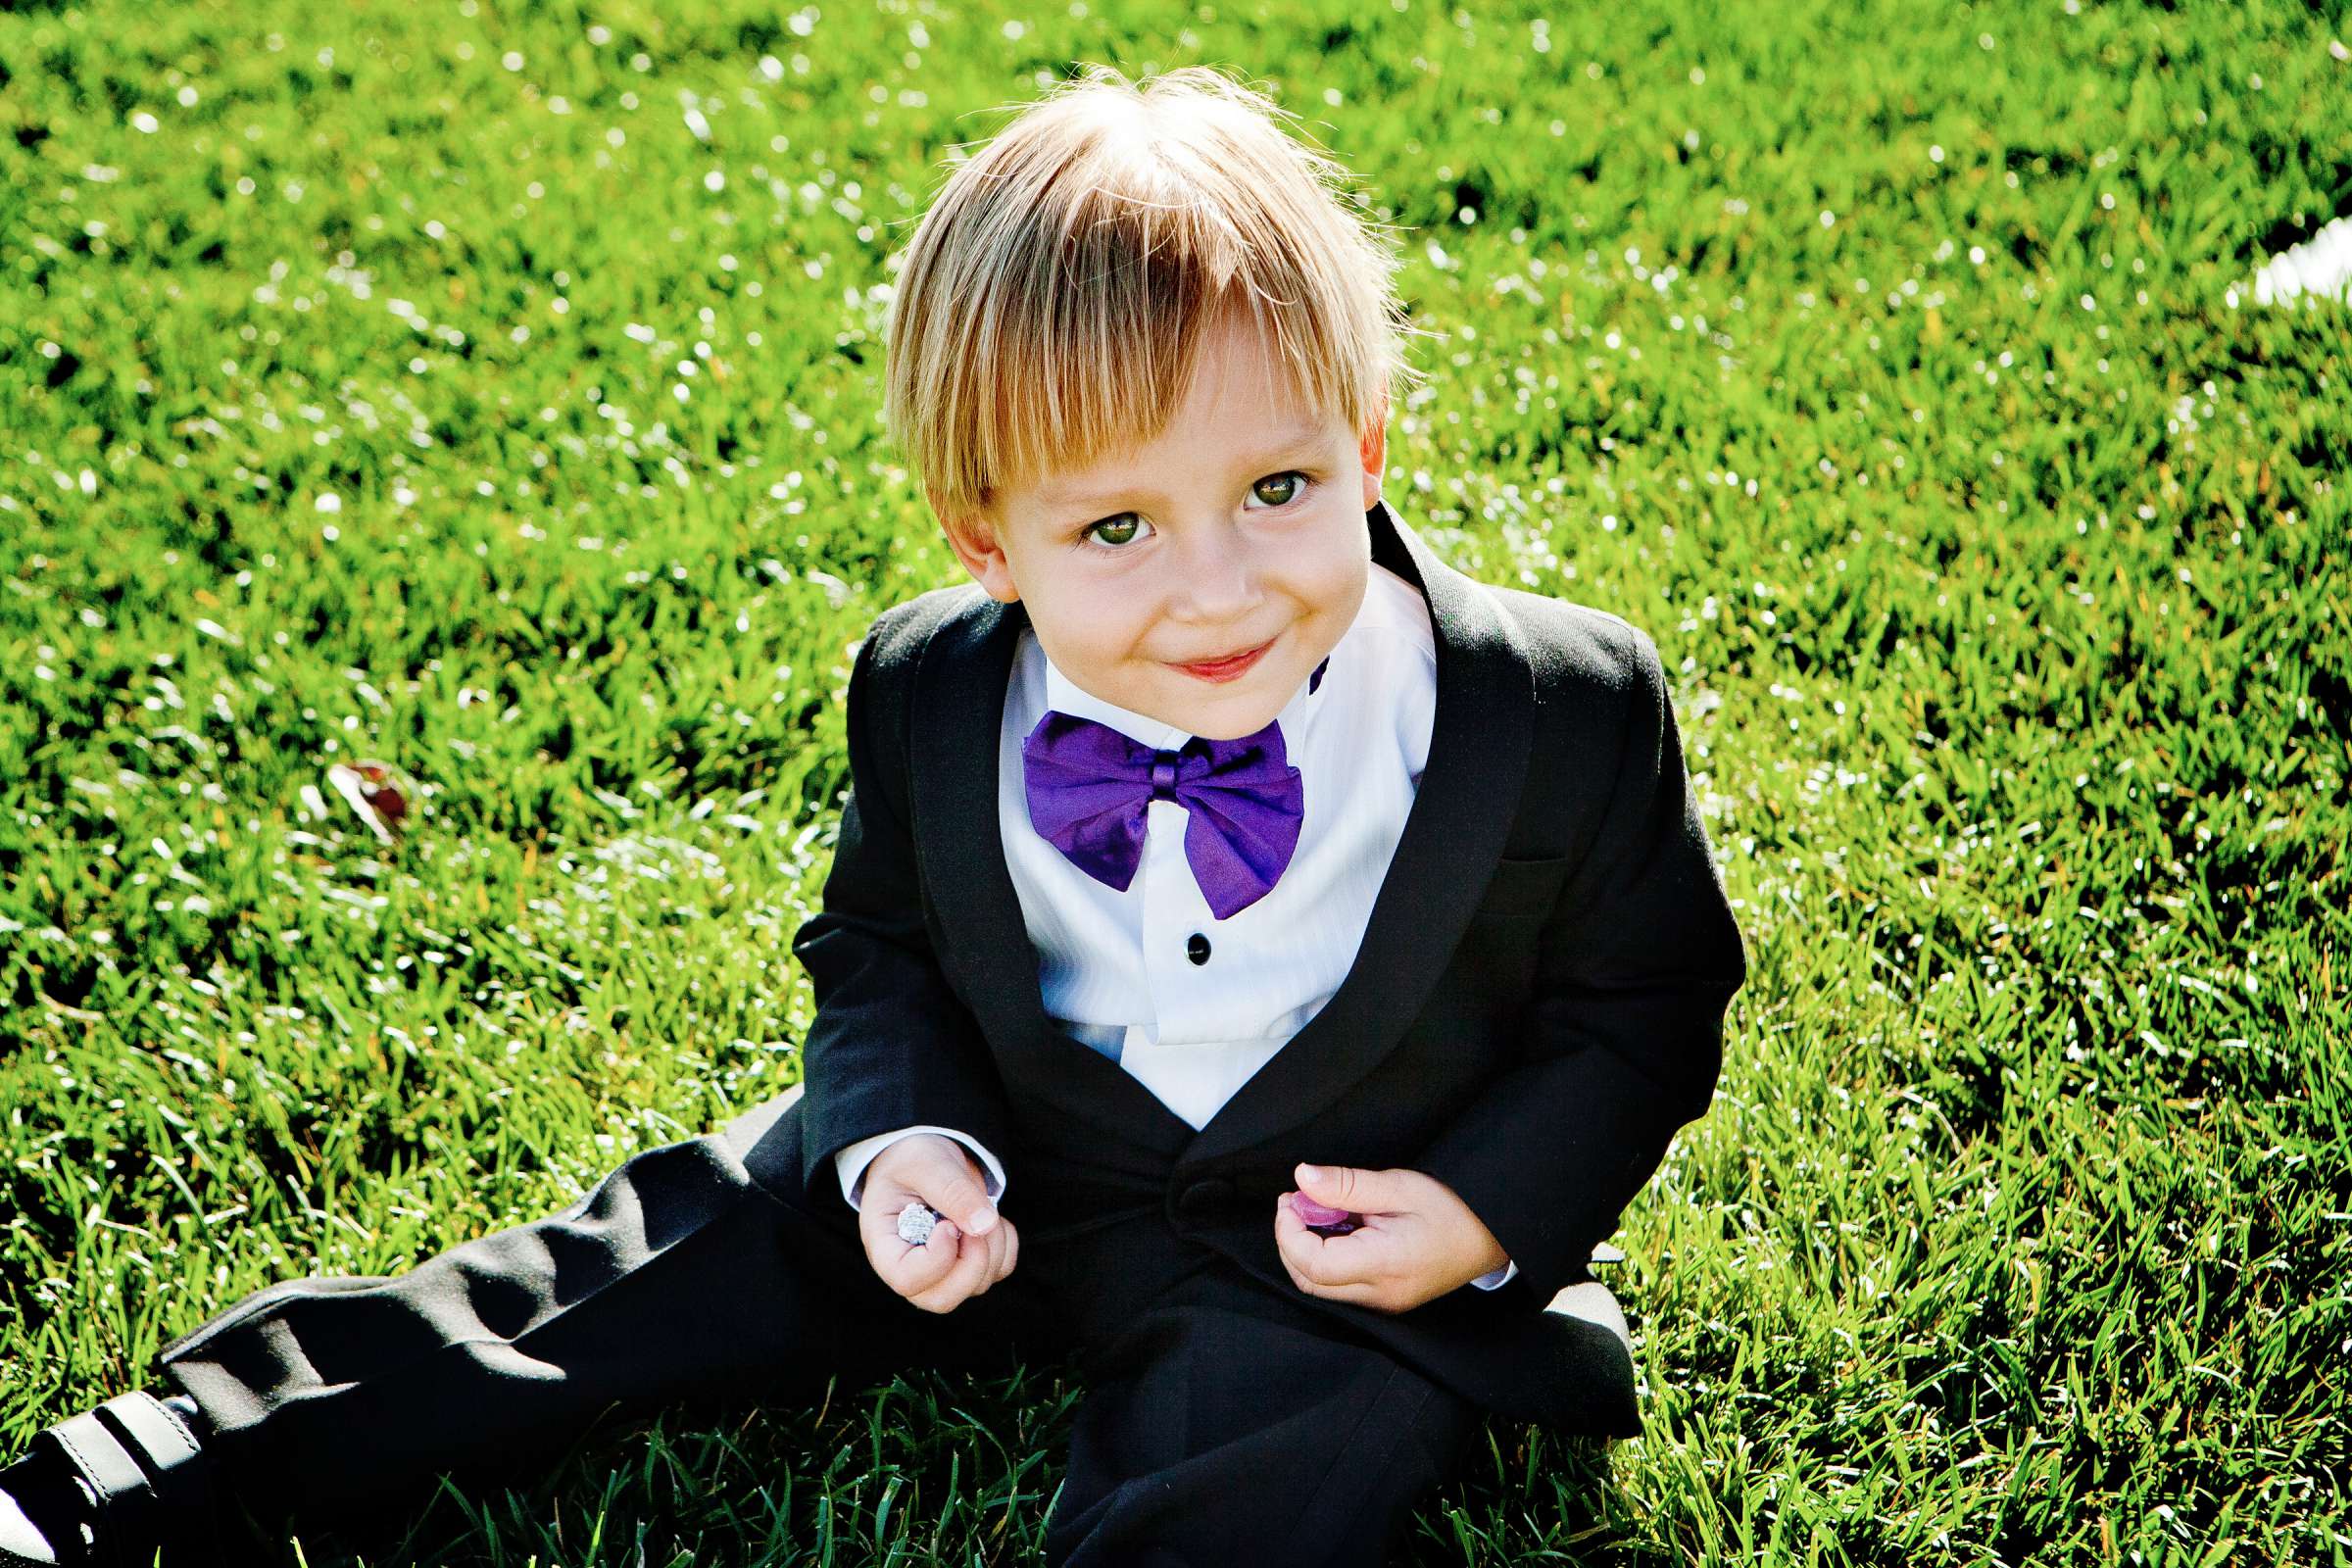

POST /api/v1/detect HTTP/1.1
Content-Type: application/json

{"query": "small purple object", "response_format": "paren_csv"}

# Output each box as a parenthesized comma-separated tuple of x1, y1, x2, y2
(1293, 1194, 1360, 1238)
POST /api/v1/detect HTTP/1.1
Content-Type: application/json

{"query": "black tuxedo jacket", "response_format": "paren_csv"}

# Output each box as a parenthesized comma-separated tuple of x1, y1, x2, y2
(787, 496, 1747, 1436)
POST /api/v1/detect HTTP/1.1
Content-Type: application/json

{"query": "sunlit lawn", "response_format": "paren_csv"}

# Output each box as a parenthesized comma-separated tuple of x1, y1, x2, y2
(3, 0, 2347, 1561)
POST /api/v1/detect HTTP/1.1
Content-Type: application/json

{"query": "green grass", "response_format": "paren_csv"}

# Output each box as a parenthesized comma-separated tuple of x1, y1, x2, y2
(3, 0, 2348, 1561)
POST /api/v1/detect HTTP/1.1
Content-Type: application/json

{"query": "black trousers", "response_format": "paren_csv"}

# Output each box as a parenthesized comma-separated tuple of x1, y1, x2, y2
(150, 1089, 1483, 1567)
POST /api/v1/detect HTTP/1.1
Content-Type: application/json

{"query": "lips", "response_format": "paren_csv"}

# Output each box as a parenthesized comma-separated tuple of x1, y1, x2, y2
(1169, 637, 1274, 681)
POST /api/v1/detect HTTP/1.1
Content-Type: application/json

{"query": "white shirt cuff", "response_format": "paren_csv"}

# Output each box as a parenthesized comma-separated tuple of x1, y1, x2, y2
(834, 1126, 1009, 1210)
(1470, 1258, 1518, 1291)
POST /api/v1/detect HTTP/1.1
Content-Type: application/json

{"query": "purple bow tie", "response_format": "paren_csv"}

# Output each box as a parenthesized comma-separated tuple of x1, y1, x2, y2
(1021, 710, 1304, 919)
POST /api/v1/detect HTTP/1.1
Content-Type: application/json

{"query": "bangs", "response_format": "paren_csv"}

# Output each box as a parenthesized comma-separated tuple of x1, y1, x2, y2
(883, 65, 1426, 526)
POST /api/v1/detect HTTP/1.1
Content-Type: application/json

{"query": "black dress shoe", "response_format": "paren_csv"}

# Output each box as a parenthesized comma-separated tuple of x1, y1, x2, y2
(0, 1393, 221, 1568)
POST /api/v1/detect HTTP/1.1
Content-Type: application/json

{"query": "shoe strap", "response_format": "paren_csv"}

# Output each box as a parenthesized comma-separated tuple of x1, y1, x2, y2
(92, 1394, 209, 1514)
(37, 1409, 158, 1563)
(36, 1393, 214, 1567)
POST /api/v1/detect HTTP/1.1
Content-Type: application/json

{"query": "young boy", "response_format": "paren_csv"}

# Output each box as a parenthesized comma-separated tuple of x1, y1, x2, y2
(0, 64, 1745, 1568)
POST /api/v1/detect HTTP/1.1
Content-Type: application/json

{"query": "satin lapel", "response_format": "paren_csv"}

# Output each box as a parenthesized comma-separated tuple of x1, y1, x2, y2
(905, 588, 1199, 1158)
(1182, 497, 1536, 1165)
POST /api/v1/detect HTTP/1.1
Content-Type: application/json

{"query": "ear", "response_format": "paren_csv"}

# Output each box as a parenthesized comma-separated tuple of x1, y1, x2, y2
(1357, 398, 1388, 511)
(939, 508, 1021, 604)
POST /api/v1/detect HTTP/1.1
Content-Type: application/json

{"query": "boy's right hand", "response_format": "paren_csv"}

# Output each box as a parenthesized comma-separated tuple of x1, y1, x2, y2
(858, 1133, 1019, 1313)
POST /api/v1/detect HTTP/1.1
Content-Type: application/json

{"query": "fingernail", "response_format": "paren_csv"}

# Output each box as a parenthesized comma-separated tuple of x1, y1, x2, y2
(970, 1206, 996, 1235)
(1297, 1163, 1322, 1183)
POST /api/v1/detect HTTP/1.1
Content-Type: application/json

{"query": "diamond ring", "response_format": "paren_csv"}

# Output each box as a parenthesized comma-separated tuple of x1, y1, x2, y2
(897, 1201, 939, 1246)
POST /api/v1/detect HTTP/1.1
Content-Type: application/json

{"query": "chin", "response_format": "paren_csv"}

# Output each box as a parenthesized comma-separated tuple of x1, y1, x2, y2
(1172, 689, 1291, 742)
(1185, 716, 1274, 743)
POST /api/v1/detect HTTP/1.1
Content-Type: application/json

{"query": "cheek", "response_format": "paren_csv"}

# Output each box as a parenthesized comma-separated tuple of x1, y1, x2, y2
(1295, 533, 1370, 621)
(1039, 589, 1150, 669)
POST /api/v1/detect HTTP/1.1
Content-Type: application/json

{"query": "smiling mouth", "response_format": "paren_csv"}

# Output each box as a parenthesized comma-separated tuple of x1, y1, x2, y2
(1169, 637, 1275, 681)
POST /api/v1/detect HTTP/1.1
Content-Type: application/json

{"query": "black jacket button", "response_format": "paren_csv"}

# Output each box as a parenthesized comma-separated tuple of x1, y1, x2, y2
(1186, 932, 1210, 964)
(1176, 1176, 1234, 1220)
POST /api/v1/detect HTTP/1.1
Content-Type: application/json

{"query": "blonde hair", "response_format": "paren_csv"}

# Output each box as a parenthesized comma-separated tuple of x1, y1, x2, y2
(882, 63, 1428, 527)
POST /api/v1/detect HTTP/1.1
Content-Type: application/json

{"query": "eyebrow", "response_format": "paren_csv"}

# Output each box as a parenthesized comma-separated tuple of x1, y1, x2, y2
(1037, 422, 1331, 509)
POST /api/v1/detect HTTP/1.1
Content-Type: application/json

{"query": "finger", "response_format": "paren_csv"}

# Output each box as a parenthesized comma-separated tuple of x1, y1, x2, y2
(915, 1220, 991, 1310)
(892, 1216, 963, 1296)
(974, 1207, 1011, 1291)
(889, 1142, 992, 1241)
(1273, 1205, 1339, 1288)
(858, 1197, 919, 1272)
(965, 1222, 1000, 1299)
(987, 1211, 1018, 1286)
(1307, 1219, 1398, 1292)
(903, 1219, 969, 1307)
(1274, 1230, 1380, 1306)
(1273, 1192, 1312, 1252)
(1270, 1241, 1364, 1298)
(1272, 1225, 1317, 1296)
(1294, 1162, 1406, 1217)
(1001, 1215, 1020, 1281)
(1317, 1279, 1385, 1310)
(1319, 1218, 1397, 1269)
(858, 1175, 935, 1248)
(871, 1235, 943, 1302)
(914, 1155, 999, 1237)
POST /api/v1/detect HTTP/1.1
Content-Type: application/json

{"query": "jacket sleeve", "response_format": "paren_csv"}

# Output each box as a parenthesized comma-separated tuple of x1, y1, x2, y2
(791, 604, 1021, 1202)
(1414, 623, 1745, 1305)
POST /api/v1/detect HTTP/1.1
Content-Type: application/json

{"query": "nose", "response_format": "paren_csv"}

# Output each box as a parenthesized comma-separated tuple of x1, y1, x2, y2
(1170, 522, 1258, 623)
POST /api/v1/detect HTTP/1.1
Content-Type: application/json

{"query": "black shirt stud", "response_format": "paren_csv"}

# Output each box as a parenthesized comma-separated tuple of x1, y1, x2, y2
(1186, 932, 1211, 964)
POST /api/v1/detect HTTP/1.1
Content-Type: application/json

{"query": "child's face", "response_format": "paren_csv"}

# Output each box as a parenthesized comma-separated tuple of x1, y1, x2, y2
(942, 307, 1385, 742)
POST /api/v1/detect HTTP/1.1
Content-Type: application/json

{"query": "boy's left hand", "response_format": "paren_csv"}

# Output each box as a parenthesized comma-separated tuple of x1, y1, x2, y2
(1272, 1162, 1511, 1314)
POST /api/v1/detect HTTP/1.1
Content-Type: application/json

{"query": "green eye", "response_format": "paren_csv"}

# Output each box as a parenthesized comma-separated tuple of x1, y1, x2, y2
(1088, 516, 1143, 548)
(1253, 472, 1305, 506)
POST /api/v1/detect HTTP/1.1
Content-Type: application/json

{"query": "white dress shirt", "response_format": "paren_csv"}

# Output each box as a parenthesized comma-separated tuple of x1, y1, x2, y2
(833, 562, 1517, 1290)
